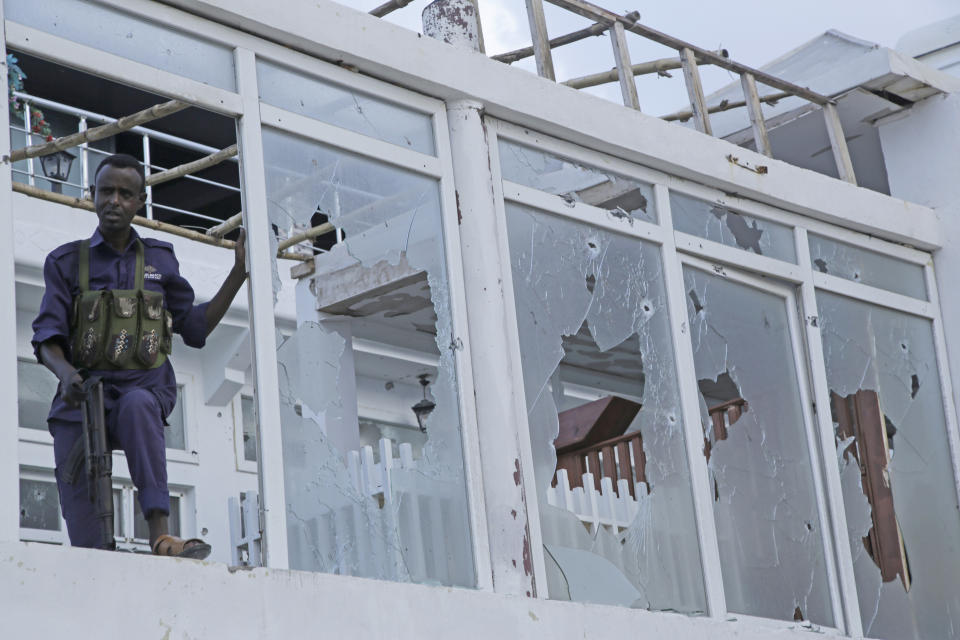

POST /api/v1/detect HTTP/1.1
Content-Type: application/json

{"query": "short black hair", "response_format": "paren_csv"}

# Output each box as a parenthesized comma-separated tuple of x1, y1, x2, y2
(94, 153, 146, 192)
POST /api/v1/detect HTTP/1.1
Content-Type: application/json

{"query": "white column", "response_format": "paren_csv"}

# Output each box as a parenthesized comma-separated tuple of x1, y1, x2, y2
(233, 47, 289, 569)
(446, 100, 546, 596)
(0, 3, 24, 543)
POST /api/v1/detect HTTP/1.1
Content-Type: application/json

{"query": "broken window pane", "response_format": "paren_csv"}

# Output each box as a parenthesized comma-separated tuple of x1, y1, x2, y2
(809, 234, 927, 300)
(258, 126, 475, 587)
(4, 0, 237, 91)
(19, 478, 60, 530)
(18, 359, 59, 431)
(498, 140, 657, 223)
(670, 191, 797, 262)
(684, 267, 834, 626)
(506, 202, 705, 613)
(240, 395, 258, 463)
(818, 291, 960, 639)
(163, 386, 186, 451)
(257, 59, 436, 156)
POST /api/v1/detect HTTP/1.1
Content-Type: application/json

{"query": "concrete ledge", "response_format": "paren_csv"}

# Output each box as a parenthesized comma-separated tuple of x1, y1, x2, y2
(0, 541, 836, 639)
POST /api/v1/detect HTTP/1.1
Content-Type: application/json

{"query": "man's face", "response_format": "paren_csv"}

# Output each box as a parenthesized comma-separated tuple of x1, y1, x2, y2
(91, 165, 145, 236)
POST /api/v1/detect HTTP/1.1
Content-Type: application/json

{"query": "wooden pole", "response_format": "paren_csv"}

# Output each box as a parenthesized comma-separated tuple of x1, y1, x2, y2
(563, 49, 727, 90)
(740, 72, 773, 157)
(145, 144, 238, 187)
(680, 47, 712, 135)
(823, 103, 857, 184)
(6, 100, 188, 163)
(494, 11, 639, 65)
(276, 222, 336, 251)
(369, 0, 414, 18)
(206, 212, 243, 238)
(609, 21, 640, 110)
(524, 0, 556, 80)
(661, 90, 790, 122)
(11, 182, 309, 260)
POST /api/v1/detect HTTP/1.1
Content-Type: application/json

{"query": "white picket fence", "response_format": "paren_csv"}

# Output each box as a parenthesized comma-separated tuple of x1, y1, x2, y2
(231, 439, 644, 572)
(546, 468, 645, 532)
(346, 437, 417, 500)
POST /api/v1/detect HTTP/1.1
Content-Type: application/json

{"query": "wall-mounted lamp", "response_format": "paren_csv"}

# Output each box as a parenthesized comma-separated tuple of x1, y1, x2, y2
(39, 149, 75, 194)
(411, 374, 435, 433)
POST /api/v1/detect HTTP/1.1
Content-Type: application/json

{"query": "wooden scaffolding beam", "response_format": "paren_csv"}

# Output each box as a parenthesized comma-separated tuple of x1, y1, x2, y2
(11, 182, 309, 261)
(5, 100, 188, 163)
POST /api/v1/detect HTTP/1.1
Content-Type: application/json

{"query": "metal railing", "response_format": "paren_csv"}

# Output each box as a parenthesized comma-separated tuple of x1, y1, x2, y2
(9, 91, 240, 229)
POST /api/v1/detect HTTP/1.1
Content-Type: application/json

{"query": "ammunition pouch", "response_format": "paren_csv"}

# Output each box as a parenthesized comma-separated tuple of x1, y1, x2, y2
(69, 239, 172, 371)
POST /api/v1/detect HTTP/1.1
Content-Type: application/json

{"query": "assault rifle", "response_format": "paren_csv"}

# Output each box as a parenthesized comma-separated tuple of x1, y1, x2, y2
(63, 374, 115, 550)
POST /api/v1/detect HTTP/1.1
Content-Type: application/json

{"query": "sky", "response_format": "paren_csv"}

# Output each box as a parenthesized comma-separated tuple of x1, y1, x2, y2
(333, 0, 959, 116)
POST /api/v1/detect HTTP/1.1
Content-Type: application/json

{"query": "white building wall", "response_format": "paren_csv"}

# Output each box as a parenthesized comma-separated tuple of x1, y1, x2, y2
(878, 82, 960, 432)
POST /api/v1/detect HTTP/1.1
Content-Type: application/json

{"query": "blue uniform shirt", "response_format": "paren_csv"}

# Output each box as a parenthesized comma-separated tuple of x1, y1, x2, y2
(32, 228, 209, 424)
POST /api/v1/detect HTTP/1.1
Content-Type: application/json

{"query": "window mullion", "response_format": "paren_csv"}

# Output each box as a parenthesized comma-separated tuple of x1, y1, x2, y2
(794, 226, 864, 637)
(655, 184, 727, 618)
(234, 46, 289, 569)
(924, 263, 960, 516)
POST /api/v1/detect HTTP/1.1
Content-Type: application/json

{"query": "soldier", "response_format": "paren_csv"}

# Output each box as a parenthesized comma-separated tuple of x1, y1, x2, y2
(32, 153, 248, 558)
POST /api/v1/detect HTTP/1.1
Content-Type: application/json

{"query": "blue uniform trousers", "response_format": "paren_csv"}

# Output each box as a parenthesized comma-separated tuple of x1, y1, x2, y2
(50, 387, 169, 549)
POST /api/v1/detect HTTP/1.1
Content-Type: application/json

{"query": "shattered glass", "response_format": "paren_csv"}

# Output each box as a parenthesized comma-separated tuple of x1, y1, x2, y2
(809, 234, 927, 300)
(258, 126, 474, 587)
(257, 59, 436, 155)
(163, 386, 186, 451)
(19, 478, 60, 530)
(684, 267, 834, 625)
(498, 140, 657, 223)
(818, 291, 960, 639)
(506, 202, 705, 613)
(670, 191, 797, 263)
(17, 359, 59, 431)
(240, 395, 258, 463)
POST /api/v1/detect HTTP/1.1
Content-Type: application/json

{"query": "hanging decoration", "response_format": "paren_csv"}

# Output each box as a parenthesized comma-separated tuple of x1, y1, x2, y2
(7, 54, 53, 141)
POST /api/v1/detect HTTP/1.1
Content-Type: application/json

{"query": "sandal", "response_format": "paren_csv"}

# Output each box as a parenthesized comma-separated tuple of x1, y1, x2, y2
(152, 534, 212, 560)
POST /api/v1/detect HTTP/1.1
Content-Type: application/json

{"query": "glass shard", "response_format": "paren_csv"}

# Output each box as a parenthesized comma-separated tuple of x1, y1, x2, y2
(670, 191, 797, 263)
(809, 235, 927, 300)
(499, 140, 657, 223)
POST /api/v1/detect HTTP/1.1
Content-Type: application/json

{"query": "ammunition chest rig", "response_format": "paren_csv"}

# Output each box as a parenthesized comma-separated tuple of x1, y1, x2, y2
(70, 239, 173, 370)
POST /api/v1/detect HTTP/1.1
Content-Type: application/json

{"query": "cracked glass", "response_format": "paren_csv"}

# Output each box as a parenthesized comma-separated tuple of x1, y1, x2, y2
(506, 202, 705, 612)
(258, 126, 474, 587)
(818, 291, 960, 639)
(18, 359, 59, 431)
(4, 0, 237, 91)
(19, 478, 60, 531)
(808, 235, 927, 300)
(498, 140, 657, 224)
(684, 267, 834, 625)
(670, 191, 797, 263)
(257, 59, 436, 156)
